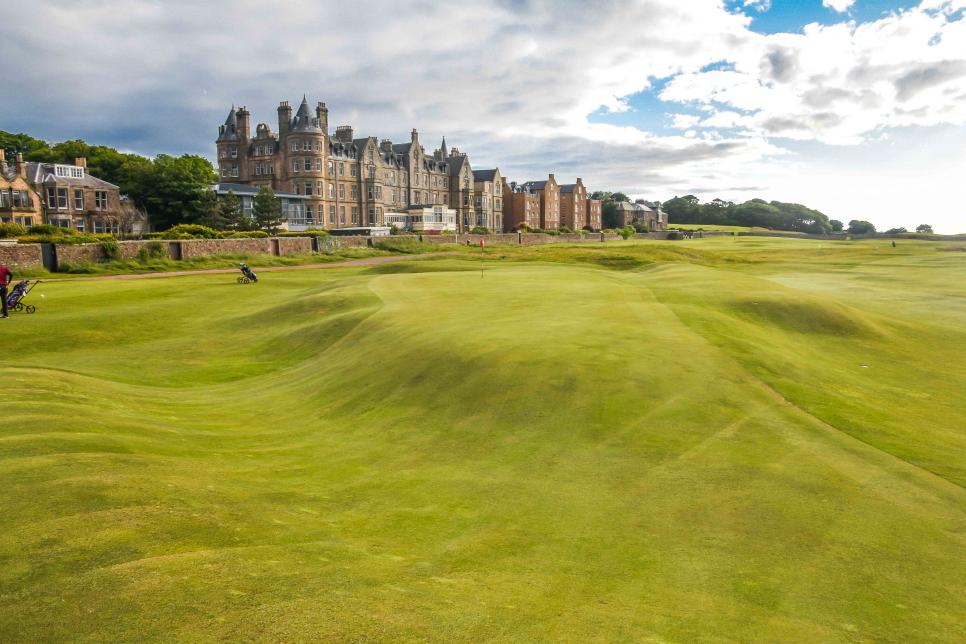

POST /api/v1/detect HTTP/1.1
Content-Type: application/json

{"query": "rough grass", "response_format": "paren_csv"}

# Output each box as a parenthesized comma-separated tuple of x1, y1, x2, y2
(1, 237, 964, 642)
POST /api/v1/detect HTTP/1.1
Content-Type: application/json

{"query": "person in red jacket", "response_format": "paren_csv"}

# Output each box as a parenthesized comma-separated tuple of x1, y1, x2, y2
(0, 264, 11, 318)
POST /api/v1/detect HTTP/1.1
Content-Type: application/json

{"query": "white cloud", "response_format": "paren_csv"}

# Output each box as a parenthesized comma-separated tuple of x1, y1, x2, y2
(822, 0, 855, 12)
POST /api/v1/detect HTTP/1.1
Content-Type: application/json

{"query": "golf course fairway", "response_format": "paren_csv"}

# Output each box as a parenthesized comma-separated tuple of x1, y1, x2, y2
(1, 238, 964, 641)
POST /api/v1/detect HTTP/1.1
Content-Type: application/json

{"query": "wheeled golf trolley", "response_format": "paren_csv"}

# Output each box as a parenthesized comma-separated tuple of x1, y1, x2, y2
(237, 263, 258, 284)
(6, 279, 39, 314)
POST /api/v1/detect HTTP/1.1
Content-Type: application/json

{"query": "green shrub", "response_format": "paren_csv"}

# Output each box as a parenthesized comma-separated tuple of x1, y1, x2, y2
(100, 239, 121, 260)
(558, 226, 573, 234)
(470, 226, 490, 235)
(0, 222, 27, 238)
(26, 223, 69, 236)
(619, 226, 635, 239)
(162, 224, 221, 239)
(136, 242, 167, 263)
(278, 229, 328, 238)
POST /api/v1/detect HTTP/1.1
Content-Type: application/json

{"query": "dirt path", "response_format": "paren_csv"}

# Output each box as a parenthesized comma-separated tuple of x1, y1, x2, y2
(46, 253, 436, 282)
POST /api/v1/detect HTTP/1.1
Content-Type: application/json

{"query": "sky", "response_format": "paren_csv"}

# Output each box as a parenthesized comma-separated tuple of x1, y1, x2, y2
(1, 0, 965, 232)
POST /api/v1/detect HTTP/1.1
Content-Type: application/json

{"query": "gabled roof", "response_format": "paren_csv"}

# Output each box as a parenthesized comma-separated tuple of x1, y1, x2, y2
(617, 200, 654, 213)
(522, 180, 547, 191)
(559, 184, 578, 193)
(472, 169, 498, 182)
(447, 154, 469, 176)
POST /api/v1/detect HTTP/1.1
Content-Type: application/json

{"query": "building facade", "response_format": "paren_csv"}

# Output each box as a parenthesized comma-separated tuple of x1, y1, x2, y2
(520, 174, 560, 230)
(586, 198, 602, 231)
(25, 157, 130, 233)
(0, 151, 42, 228)
(559, 178, 587, 230)
(215, 96, 478, 232)
(502, 180, 542, 231)
(615, 200, 667, 230)
(472, 168, 503, 232)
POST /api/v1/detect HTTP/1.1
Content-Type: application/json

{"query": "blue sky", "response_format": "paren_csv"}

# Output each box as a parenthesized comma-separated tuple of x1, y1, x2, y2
(1, 0, 964, 231)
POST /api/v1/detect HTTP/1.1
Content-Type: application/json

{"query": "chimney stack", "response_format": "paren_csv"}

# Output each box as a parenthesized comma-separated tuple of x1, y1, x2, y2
(277, 101, 292, 135)
(335, 125, 354, 142)
(236, 106, 251, 141)
(316, 102, 329, 133)
(15, 153, 26, 179)
(75, 156, 87, 169)
(0, 149, 6, 175)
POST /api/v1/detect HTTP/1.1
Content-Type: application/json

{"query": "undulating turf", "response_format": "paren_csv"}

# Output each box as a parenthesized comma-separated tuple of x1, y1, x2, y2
(1, 238, 964, 641)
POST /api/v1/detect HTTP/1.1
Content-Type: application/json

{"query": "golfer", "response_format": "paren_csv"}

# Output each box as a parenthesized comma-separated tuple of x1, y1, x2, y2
(0, 263, 12, 319)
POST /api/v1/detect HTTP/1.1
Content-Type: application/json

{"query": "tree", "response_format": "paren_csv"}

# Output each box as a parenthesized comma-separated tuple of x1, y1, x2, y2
(252, 187, 282, 233)
(138, 154, 218, 230)
(197, 188, 226, 230)
(916, 224, 934, 234)
(847, 220, 876, 234)
(830, 219, 844, 232)
(661, 195, 702, 224)
(601, 200, 620, 229)
(885, 227, 908, 234)
(610, 192, 629, 203)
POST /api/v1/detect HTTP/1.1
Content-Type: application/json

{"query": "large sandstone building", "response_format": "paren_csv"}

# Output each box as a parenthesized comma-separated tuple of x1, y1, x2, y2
(216, 96, 505, 232)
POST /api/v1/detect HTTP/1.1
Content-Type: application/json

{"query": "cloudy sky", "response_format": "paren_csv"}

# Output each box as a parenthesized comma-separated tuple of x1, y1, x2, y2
(2, 0, 965, 232)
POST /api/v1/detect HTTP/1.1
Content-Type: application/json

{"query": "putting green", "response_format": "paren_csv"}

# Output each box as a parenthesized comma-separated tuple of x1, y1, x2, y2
(1, 239, 964, 641)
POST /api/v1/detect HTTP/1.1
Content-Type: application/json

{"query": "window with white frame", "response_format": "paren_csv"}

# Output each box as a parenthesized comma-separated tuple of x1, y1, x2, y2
(293, 159, 299, 173)
(266, 144, 273, 154)
(74, 189, 84, 210)
(95, 191, 108, 210)
(76, 219, 85, 232)
(329, 205, 335, 223)
(0, 191, 8, 208)
(304, 182, 312, 196)
(302, 141, 310, 151)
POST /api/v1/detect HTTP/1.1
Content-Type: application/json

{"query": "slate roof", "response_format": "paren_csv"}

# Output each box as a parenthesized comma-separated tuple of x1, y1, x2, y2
(472, 169, 498, 182)
(26, 162, 119, 190)
(290, 96, 324, 133)
(616, 200, 655, 213)
(216, 106, 240, 141)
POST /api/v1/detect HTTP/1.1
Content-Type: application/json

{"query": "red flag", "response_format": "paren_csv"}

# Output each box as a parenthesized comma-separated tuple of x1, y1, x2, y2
(480, 238, 486, 248)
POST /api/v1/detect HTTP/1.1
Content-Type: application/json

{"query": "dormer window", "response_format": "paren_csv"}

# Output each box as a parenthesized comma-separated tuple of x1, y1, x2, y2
(54, 165, 84, 179)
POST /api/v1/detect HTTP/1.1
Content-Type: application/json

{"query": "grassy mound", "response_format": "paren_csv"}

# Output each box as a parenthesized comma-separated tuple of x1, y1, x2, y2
(1, 238, 964, 641)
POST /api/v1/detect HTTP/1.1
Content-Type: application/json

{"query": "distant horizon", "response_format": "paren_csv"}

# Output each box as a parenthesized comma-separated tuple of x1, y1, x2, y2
(2, 0, 964, 232)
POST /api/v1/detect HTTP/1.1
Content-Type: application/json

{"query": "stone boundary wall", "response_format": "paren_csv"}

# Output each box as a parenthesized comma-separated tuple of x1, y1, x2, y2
(276, 237, 313, 255)
(54, 244, 105, 265)
(179, 238, 272, 259)
(0, 243, 43, 270)
(327, 235, 371, 249)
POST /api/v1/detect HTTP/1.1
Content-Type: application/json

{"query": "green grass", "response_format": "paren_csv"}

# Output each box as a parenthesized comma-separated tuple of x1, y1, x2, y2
(1, 237, 964, 641)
